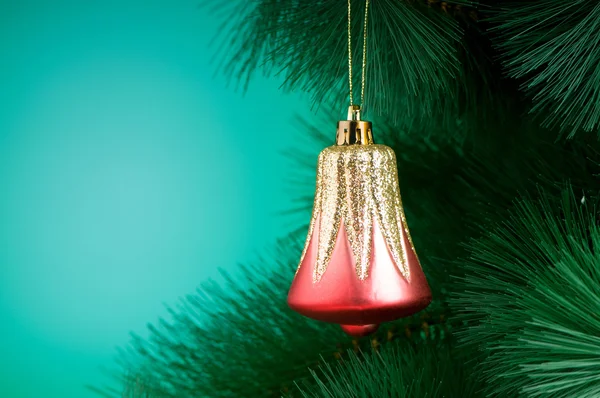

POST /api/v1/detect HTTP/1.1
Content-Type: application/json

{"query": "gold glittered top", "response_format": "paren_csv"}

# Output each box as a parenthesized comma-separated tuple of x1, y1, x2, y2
(298, 144, 417, 283)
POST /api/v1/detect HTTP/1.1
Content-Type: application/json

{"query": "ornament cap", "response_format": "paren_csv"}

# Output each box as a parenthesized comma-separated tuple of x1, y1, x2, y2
(336, 105, 374, 146)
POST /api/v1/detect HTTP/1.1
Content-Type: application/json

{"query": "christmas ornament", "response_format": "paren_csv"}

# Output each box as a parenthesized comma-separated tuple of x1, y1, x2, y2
(287, 0, 431, 337)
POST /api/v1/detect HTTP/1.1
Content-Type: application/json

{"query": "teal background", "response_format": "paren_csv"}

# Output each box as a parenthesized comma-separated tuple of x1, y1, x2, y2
(0, 1, 310, 396)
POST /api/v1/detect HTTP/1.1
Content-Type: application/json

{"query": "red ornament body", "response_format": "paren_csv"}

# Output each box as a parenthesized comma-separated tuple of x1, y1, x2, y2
(287, 108, 431, 337)
(288, 217, 431, 327)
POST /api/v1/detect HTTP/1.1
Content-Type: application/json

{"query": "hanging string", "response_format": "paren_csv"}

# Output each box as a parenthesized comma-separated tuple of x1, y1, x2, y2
(360, 0, 370, 107)
(347, 0, 354, 106)
(347, 0, 371, 108)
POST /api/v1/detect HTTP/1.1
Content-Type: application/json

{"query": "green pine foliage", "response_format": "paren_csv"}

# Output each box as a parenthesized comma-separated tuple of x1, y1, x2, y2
(100, 1, 600, 396)
(210, 0, 475, 128)
(452, 188, 600, 397)
(211, 0, 600, 138)
(491, 1, 600, 137)
(297, 342, 482, 398)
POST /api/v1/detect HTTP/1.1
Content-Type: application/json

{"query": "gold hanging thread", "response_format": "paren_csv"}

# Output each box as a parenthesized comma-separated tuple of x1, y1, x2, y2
(347, 0, 370, 109)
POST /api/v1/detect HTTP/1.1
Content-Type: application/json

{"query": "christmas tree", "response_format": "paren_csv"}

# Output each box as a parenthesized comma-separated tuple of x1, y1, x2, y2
(97, 1, 600, 396)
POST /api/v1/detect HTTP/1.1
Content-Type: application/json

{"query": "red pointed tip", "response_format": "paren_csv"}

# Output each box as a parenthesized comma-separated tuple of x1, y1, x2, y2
(340, 323, 380, 337)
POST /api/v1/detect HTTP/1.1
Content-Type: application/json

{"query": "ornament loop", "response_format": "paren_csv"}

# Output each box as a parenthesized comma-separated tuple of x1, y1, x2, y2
(348, 104, 361, 121)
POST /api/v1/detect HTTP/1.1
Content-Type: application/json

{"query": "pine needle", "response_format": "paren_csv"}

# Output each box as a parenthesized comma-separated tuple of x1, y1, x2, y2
(297, 342, 482, 397)
(492, 1, 600, 137)
(206, 0, 468, 126)
(453, 186, 600, 396)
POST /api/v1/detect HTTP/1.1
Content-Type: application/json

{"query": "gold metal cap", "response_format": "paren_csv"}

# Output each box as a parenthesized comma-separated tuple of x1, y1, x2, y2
(336, 105, 374, 146)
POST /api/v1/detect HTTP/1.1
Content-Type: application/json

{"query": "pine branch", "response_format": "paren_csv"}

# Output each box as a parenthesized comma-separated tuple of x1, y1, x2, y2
(295, 341, 483, 398)
(452, 186, 600, 396)
(206, 0, 478, 127)
(491, 0, 600, 137)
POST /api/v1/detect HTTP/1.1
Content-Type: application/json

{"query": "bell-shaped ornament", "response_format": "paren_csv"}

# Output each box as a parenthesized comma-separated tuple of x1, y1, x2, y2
(288, 106, 431, 337)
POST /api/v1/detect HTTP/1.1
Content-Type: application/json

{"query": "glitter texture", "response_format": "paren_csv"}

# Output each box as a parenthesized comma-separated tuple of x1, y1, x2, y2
(298, 144, 417, 283)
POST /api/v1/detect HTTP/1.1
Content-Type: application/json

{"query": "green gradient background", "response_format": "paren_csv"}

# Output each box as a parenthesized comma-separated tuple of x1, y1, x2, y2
(0, 1, 310, 396)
